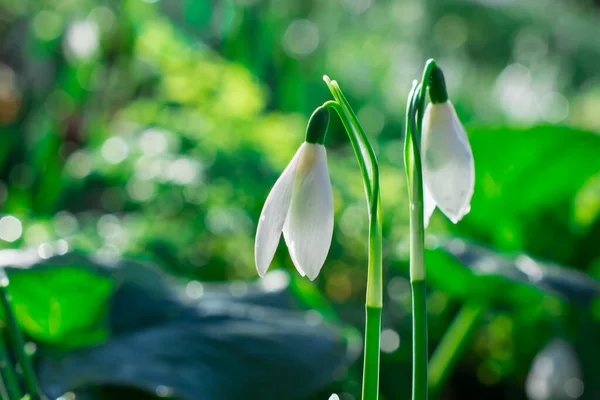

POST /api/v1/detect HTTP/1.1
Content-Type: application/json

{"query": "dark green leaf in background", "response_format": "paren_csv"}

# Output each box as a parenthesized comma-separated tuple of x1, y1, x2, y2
(436, 238, 600, 304)
(0, 250, 360, 400)
(39, 311, 357, 400)
(453, 126, 600, 266)
(37, 260, 360, 400)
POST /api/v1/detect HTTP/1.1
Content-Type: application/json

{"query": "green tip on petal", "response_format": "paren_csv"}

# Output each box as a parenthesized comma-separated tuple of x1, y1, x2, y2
(428, 65, 449, 104)
(305, 106, 330, 144)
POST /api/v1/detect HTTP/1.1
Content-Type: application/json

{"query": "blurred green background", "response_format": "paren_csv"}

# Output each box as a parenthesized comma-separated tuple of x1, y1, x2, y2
(1, 0, 600, 399)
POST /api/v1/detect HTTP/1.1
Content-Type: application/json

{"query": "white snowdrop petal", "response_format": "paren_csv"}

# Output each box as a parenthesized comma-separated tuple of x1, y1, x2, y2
(421, 101, 474, 224)
(254, 146, 304, 276)
(329, 395, 340, 400)
(286, 237, 306, 277)
(423, 183, 437, 228)
(283, 144, 334, 280)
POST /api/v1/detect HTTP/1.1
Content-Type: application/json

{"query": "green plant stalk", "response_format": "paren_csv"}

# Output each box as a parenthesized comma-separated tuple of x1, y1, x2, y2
(362, 305, 382, 399)
(428, 302, 485, 399)
(409, 156, 427, 400)
(405, 79, 427, 400)
(0, 280, 42, 400)
(323, 76, 382, 400)
(0, 328, 21, 400)
(411, 280, 427, 400)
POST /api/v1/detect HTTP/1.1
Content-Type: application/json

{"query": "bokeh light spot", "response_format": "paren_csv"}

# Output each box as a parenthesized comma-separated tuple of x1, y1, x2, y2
(540, 92, 569, 123)
(102, 137, 129, 164)
(0, 216, 22, 242)
(89, 7, 115, 32)
(167, 157, 199, 185)
(127, 179, 156, 202)
(283, 20, 319, 57)
(304, 310, 323, 326)
(434, 15, 468, 51)
(54, 211, 79, 237)
(24, 341, 37, 356)
(66, 150, 92, 178)
(185, 281, 204, 299)
(24, 223, 50, 247)
(139, 128, 169, 156)
(32, 10, 64, 41)
(495, 64, 539, 122)
(513, 29, 548, 65)
(260, 270, 289, 292)
(55, 239, 69, 255)
(65, 20, 100, 61)
(565, 378, 584, 398)
(155, 385, 173, 398)
(38, 243, 54, 259)
(380, 329, 400, 353)
(357, 105, 385, 136)
(387, 276, 410, 304)
(97, 214, 122, 240)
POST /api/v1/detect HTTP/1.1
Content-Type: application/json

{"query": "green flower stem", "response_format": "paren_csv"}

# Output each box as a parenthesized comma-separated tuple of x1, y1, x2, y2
(323, 75, 382, 400)
(0, 328, 21, 400)
(428, 302, 485, 399)
(0, 277, 42, 400)
(404, 75, 426, 400)
(411, 280, 428, 400)
(362, 305, 382, 399)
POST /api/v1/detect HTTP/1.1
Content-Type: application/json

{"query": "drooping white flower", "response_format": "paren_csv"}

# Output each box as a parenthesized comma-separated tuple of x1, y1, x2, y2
(329, 395, 340, 400)
(421, 100, 474, 227)
(255, 141, 334, 280)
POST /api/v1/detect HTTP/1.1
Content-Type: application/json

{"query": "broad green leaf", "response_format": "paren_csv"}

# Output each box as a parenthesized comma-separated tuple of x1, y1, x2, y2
(420, 244, 544, 307)
(40, 267, 360, 400)
(0, 250, 114, 347)
(40, 317, 356, 400)
(436, 238, 600, 304)
(452, 126, 600, 265)
(398, 237, 600, 306)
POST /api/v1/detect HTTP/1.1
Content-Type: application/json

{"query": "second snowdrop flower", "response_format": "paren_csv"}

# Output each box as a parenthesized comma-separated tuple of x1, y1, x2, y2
(255, 107, 334, 281)
(421, 66, 475, 227)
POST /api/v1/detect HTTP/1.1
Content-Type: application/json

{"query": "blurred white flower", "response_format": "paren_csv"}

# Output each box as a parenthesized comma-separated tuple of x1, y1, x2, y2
(255, 142, 333, 280)
(329, 395, 340, 400)
(526, 339, 583, 400)
(421, 100, 474, 227)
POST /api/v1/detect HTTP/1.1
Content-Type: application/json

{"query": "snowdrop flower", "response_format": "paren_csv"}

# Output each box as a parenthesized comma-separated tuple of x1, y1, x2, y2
(421, 66, 474, 227)
(329, 395, 340, 400)
(255, 107, 333, 281)
(526, 339, 583, 400)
